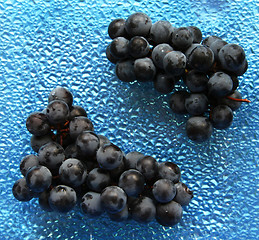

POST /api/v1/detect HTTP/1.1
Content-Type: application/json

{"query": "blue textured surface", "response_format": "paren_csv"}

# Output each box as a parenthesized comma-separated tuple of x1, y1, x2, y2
(0, 0, 258, 239)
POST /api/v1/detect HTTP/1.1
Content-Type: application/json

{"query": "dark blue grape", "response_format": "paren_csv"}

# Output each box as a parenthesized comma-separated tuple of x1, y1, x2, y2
(110, 37, 129, 59)
(134, 57, 156, 82)
(185, 93, 208, 116)
(184, 70, 209, 93)
(26, 112, 51, 136)
(38, 142, 65, 173)
(69, 116, 94, 140)
(26, 166, 52, 193)
(81, 192, 103, 217)
(170, 27, 193, 51)
(96, 143, 123, 170)
(48, 86, 73, 109)
(136, 156, 158, 181)
(130, 196, 156, 223)
(48, 185, 77, 213)
(153, 72, 176, 94)
(20, 154, 39, 176)
(12, 178, 34, 201)
(115, 59, 136, 82)
(163, 51, 186, 76)
(76, 131, 100, 159)
(187, 26, 202, 43)
(151, 43, 173, 69)
(125, 12, 152, 37)
(100, 186, 127, 213)
(59, 158, 87, 188)
(108, 18, 127, 39)
(106, 43, 119, 64)
(30, 134, 53, 153)
(210, 104, 233, 129)
(69, 105, 87, 120)
(156, 200, 183, 226)
(124, 151, 144, 170)
(46, 100, 70, 125)
(184, 43, 201, 60)
(202, 35, 222, 48)
(152, 179, 176, 203)
(158, 162, 181, 183)
(208, 72, 233, 98)
(87, 168, 111, 193)
(186, 116, 213, 142)
(118, 169, 145, 197)
(108, 205, 129, 222)
(210, 39, 228, 61)
(128, 36, 150, 58)
(174, 182, 193, 206)
(169, 91, 190, 114)
(150, 20, 175, 44)
(187, 45, 214, 72)
(218, 43, 246, 74)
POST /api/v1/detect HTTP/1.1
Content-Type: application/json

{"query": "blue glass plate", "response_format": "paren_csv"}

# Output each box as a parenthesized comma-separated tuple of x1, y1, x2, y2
(0, 0, 258, 239)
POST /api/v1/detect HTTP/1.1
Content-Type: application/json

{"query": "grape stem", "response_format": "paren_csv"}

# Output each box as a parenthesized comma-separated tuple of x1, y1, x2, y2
(226, 96, 251, 103)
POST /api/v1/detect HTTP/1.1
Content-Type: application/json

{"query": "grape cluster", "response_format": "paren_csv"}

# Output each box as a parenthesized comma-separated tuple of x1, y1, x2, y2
(106, 12, 250, 142)
(12, 87, 193, 227)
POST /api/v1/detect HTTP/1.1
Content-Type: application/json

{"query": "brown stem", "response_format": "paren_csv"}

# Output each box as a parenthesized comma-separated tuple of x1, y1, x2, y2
(226, 96, 251, 103)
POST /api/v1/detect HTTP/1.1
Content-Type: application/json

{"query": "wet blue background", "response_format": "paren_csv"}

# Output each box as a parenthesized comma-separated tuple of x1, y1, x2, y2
(0, 0, 258, 239)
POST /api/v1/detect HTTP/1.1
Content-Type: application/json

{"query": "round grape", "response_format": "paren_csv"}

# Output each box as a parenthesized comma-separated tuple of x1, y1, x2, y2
(108, 18, 127, 39)
(69, 116, 94, 140)
(38, 142, 65, 173)
(59, 158, 87, 188)
(174, 182, 193, 206)
(186, 116, 213, 142)
(118, 169, 145, 197)
(110, 37, 129, 59)
(152, 179, 176, 203)
(48, 86, 73, 109)
(134, 57, 156, 82)
(158, 162, 181, 183)
(26, 166, 52, 193)
(26, 112, 51, 136)
(96, 143, 123, 170)
(210, 104, 233, 129)
(12, 178, 34, 202)
(115, 59, 136, 82)
(48, 185, 77, 213)
(163, 51, 186, 76)
(170, 27, 193, 51)
(128, 36, 150, 58)
(20, 154, 39, 177)
(130, 196, 156, 223)
(100, 186, 127, 213)
(156, 201, 183, 226)
(46, 100, 70, 125)
(150, 20, 174, 44)
(87, 168, 111, 193)
(136, 156, 158, 181)
(76, 131, 100, 159)
(125, 12, 152, 37)
(81, 191, 103, 217)
(185, 93, 208, 116)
